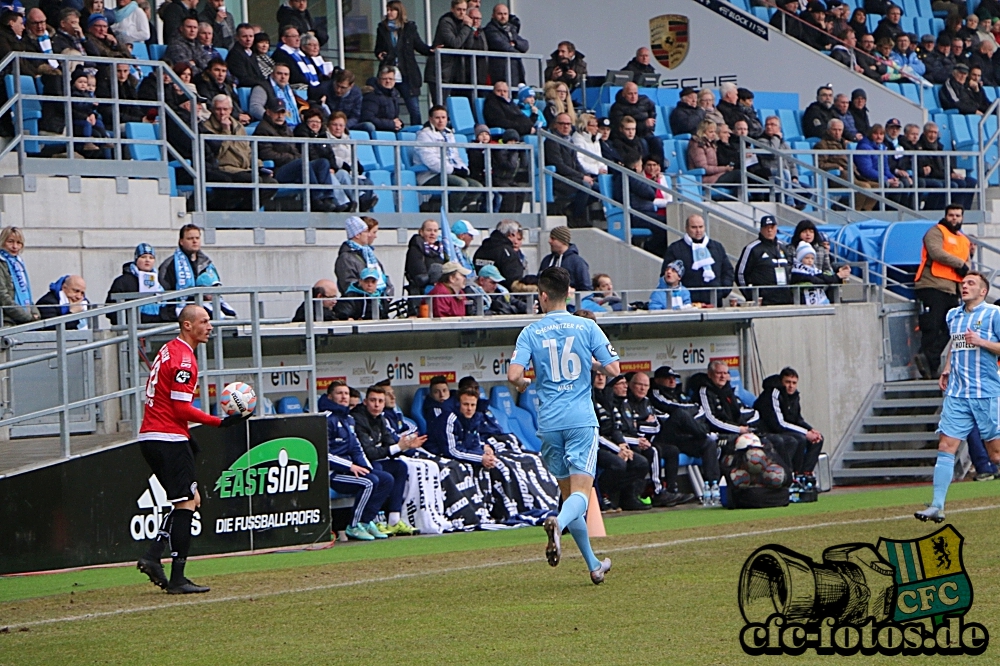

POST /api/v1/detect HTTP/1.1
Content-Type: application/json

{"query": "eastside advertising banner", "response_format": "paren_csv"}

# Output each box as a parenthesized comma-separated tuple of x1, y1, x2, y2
(0, 415, 330, 575)
(240, 336, 740, 395)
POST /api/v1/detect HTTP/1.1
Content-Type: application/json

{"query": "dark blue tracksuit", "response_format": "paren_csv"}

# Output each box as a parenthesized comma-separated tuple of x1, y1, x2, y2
(325, 401, 393, 526)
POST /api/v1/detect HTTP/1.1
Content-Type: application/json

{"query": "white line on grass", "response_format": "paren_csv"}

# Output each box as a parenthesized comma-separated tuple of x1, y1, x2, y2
(6, 502, 998, 630)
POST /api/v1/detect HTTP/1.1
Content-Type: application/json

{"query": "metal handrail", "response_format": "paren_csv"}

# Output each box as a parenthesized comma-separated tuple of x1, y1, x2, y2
(432, 47, 545, 104)
(196, 133, 536, 216)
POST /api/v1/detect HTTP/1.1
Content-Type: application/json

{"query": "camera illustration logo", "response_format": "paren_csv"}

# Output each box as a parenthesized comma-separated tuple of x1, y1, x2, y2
(738, 525, 989, 656)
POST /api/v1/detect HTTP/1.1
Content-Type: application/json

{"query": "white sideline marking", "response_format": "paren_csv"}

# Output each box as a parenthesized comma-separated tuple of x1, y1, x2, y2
(6, 502, 998, 630)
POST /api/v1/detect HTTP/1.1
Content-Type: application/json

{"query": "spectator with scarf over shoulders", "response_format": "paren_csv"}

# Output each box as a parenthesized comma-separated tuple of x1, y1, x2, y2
(660, 214, 735, 306)
(0, 226, 40, 325)
(336, 216, 394, 297)
(105, 243, 169, 324)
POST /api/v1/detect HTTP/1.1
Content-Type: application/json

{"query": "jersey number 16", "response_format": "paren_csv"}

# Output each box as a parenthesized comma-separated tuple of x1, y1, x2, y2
(542, 336, 582, 382)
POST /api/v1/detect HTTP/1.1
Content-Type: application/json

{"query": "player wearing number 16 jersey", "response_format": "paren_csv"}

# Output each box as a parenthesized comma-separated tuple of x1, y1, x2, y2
(508, 267, 620, 584)
(916, 273, 1000, 524)
(136, 305, 246, 594)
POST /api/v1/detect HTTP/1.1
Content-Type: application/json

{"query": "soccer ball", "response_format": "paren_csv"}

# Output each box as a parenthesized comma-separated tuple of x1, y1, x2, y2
(734, 432, 762, 451)
(744, 447, 767, 476)
(729, 467, 751, 487)
(221, 382, 257, 416)
(762, 463, 786, 488)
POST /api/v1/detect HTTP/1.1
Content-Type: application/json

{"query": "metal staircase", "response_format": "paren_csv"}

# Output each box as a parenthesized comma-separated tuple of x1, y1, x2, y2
(832, 380, 950, 483)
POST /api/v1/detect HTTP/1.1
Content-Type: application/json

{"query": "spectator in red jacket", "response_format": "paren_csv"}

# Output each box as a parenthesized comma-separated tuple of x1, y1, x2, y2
(428, 260, 471, 317)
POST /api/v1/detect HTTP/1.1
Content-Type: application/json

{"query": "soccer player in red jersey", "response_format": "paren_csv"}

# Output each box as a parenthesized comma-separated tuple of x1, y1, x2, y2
(136, 305, 246, 594)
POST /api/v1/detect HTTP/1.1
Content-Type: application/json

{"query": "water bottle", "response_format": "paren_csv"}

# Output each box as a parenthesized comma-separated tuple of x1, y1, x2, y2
(702, 481, 711, 506)
(710, 481, 720, 506)
(718, 476, 727, 507)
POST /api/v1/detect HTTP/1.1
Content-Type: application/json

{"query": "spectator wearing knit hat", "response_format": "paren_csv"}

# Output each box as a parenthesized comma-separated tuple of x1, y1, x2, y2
(790, 241, 850, 305)
(538, 226, 590, 291)
(105, 243, 169, 324)
(669, 87, 704, 137)
(335, 215, 393, 298)
(649, 260, 692, 310)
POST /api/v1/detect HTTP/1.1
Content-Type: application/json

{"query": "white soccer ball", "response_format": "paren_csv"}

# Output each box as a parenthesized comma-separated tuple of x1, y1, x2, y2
(221, 381, 257, 416)
(734, 432, 761, 451)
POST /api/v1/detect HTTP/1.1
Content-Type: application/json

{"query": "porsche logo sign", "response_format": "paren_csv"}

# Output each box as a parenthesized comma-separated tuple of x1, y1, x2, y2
(650, 14, 689, 70)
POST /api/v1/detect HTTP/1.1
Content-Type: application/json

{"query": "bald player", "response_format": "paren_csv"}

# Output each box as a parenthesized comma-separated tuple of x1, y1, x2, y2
(136, 305, 247, 594)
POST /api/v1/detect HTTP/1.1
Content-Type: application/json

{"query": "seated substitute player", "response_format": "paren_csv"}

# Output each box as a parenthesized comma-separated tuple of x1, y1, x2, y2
(753, 367, 824, 485)
(917, 272, 1000, 523)
(592, 371, 651, 511)
(324, 380, 395, 541)
(508, 266, 621, 585)
(136, 305, 247, 594)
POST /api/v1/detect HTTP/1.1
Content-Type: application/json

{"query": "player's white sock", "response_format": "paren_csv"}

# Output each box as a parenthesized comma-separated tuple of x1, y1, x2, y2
(388, 511, 401, 526)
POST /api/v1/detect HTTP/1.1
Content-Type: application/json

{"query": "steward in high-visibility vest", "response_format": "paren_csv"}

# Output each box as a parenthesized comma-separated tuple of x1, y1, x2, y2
(914, 206, 972, 378)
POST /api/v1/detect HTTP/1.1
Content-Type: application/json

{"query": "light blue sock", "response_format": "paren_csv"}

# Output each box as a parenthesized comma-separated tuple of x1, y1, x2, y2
(567, 514, 601, 572)
(931, 451, 956, 510)
(556, 491, 588, 532)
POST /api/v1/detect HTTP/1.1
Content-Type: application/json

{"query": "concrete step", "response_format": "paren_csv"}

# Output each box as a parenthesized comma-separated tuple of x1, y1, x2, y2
(832, 466, 935, 478)
(841, 449, 939, 461)
(852, 431, 939, 443)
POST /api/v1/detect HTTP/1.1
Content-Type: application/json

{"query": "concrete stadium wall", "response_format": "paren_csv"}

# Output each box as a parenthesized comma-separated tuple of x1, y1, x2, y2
(513, 0, 923, 128)
(751, 301, 883, 457)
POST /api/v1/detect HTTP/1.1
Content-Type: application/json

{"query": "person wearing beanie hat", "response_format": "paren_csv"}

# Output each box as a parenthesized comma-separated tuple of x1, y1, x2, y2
(105, 242, 166, 324)
(483, 80, 537, 137)
(669, 86, 704, 137)
(539, 226, 591, 291)
(516, 84, 542, 129)
(335, 216, 394, 297)
(473, 124, 490, 139)
(790, 240, 847, 305)
(649, 259, 692, 310)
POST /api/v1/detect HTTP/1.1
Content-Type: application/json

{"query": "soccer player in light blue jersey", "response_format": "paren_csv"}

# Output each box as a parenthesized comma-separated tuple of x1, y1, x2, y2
(507, 267, 621, 584)
(917, 272, 1000, 523)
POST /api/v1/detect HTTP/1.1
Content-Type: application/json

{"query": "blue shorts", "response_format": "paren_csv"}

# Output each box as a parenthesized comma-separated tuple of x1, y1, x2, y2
(539, 426, 598, 479)
(938, 395, 1000, 441)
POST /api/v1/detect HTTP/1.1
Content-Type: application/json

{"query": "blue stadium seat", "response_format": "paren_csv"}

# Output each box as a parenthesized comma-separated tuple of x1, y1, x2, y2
(275, 396, 304, 414)
(349, 130, 381, 171)
(677, 453, 703, 467)
(474, 96, 485, 124)
(447, 95, 477, 136)
(727, 369, 757, 408)
(753, 91, 798, 109)
(757, 107, 775, 125)
(373, 130, 397, 169)
(150, 43, 167, 60)
(951, 114, 974, 150)
(410, 387, 428, 434)
(898, 83, 920, 105)
(366, 170, 395, 212)
(488, 385, 541, 452)
(394, 169, 420, 212)
(453, 132, 470, 165)
(653, 110, 669, 139)
(599, 173, 651, 241)
(519, 383, 539, 430)
(237, 87, 252, 113)
(656, 88, 680, 108)
(902, 0, 919, 19)
(397, 131, 427, 173)
(778, 108, 803, 141)
(4, 75, 41, 153)
(216, 47, 228, 60)
(125, 122, 161, 161)
(885, 82, 903, 96)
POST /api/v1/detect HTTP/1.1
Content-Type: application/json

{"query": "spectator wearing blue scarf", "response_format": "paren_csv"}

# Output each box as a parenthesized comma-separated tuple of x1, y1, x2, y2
(36, 274, 90, 330)
(104, 243, 169, 324)
(0, 226, 40, 325)
(335, 216, 395, 297)
(158, 224, 219, 292)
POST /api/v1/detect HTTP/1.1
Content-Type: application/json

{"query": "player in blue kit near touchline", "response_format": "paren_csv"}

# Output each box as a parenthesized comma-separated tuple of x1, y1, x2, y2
(917, 272, 1000, 523)
(507, 267, 621, 584)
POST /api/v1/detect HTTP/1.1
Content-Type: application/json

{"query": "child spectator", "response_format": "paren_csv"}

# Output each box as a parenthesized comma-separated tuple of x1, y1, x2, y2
(790, 241, 850, 305)
(70, 68, 110, 158)
(649, 260, 692, 310)
(333, 267, 389, 320)
(643, 156, 672, 213)
(104, 243, 168, 324)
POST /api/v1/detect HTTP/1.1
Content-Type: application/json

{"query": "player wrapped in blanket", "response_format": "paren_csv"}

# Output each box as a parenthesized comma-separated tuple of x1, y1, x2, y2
(427, 388, 560, 525)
